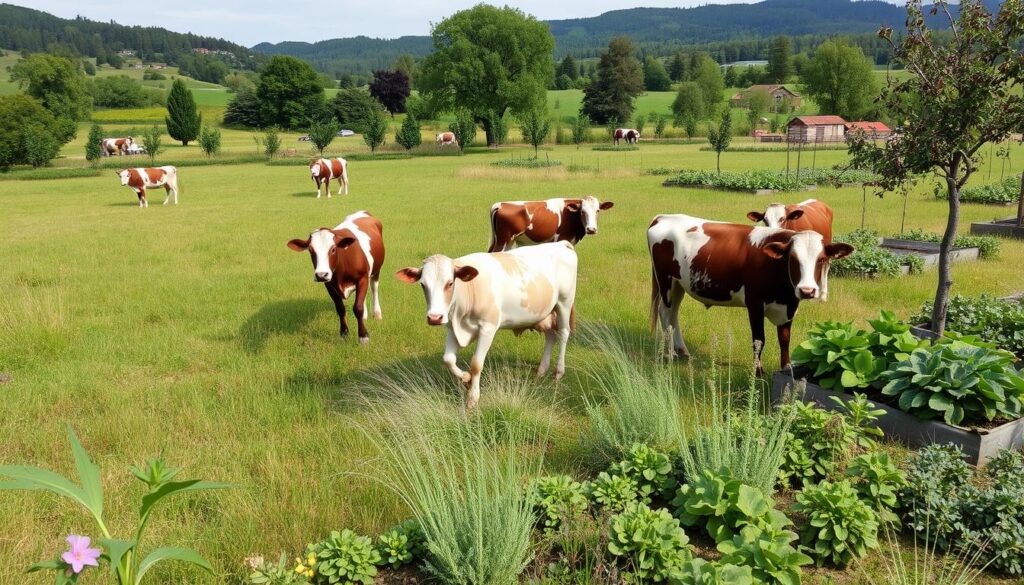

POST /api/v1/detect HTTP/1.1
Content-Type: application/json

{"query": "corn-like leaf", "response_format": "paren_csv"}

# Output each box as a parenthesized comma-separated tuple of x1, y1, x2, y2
(66, 425, 104, 520)
(137, 480, 231, 540)
(134, 547, 212, 585)
(0, 466, 92, 515)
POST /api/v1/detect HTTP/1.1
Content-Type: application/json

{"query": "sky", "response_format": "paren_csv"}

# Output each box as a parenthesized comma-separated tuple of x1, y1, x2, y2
(16, 0, 761, 47)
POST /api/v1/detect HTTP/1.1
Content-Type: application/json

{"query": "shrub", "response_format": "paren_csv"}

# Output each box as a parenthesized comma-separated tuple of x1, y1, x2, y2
(663, 168, 805, 191)
(831, 229, 923, 277)
(607, 501, 692, 582)
(955, 177, 1019, 204)
(491, 158, 561, 168)
(672, 467, 785, 544)
(263, 127, 282, 159)
(911, 294, 1024, 359)
(779, 396, 882, 488)
(448, 109, 476, 152)
(375, 519, 425, 569)
(85, 123, 104, 163)
(140, 125, 163, 165)
(22, 125, 59, 168)
(608, 443, 676, 503)
(793, 479, 880, 567)
(899, 228, 1001, 259)
(519, 108, 551, 157)
(529, 475, 588, 533)
(305, 530, 379, 584)
(307, 117, 340, 155)
(362, 111, 388, 152)
(717, 524, 811, 585)
(673, 558, 754, 585)
(846, 452, 906, 522)
(585, 472, 638, 513)
(395, 114, 422, 150)
(198, 125, 222, 158)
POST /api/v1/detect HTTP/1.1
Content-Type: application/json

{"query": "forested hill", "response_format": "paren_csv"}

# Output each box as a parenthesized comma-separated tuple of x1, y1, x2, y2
(0, 3, 262, 69)
(251, 36, 432, 76)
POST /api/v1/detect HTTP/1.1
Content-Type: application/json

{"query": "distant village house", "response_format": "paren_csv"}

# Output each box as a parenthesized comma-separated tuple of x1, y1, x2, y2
(730, 85, 802, 111)
(786, 115, 847, 143)
(845, 121, 892, 140)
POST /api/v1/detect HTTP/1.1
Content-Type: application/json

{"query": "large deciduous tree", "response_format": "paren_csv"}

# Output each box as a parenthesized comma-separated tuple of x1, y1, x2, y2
(0, 94, 65, 169)
(165, 79, 201, 146)
(691, 53, 725, 113)
(10, 54, 91, 142)
(369, 69, 411, 117)
(581, 37, 644, 125)
(672, 82, 705, 127)
(256, 55, 325, 130)
(802, 40, 878, 120)
(849, 0, 1024, 335)
(643, 57, 671, 91)
(418, 5, 554, 146)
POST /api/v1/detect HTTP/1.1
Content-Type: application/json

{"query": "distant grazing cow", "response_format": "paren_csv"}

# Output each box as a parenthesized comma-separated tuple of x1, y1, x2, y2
(614, 128, 640, 145)
(396, 241, 578, 408)
(102, 137, 134, 156)
(287, 211, 385, 344)
(747, 199, 834, 300)
(309, 157, 349, 198)
(647, 214, 853, 374)
(488, 196, 614, 252)
(117, 167, 179, 207)
(436, 132, 457, 146)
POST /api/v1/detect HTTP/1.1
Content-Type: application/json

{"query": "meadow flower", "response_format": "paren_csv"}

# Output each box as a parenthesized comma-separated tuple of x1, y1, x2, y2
(61, 535, 101, 574)
(294, 556, 315, 578)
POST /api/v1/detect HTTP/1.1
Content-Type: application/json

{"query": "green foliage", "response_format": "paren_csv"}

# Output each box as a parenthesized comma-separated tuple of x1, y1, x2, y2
(362, 111, 388, 152)
(491, 158, 561, 168)
(246, 553, 309, 585)
(672, 467, 785, 544)
(448, 109, 476, 152)
(263, 127, 282, 159)
(801, 40, 878, 120)
(223, 89, 263, 128)
(585, 471, 638, 513)
(140, 125, 163, 165)
(165, 79, 201, 146)
(767, 36, 793, 83)
(307, 117, 340, 155)
(89, 75, 151, 108)
(898, 228, 1001, 259)
(793, 479, 880, 567)
(778, 397, 882, 489)
(487, 111, 509, 146)
(518, 108, 551, 156)
(692, 53, 725, 111)
(375, 520, 425, 569)
(395, 114, 422, 151)
(831, 230, 922, 277)
(654, 116, 668, 139)
(707, 109, 733, 173)
(571, 114, 591, 148)
(673, 558, 754, 585)
(607, 501, 692, 582)
(664, 168, 804, 191)
(257, 55, 325, 130)
(958, 176, 1021, 204)
(0, 93, 67, 170)
(305, 530, 379, 585)
(198, 126, 221, 158)
(846, 452, 906, 523)
(717, 524, 811, 585)
(880, 339, 1024, 426)
(528, 475, 588, 534)
(22, 125, 60, 168)
(911, 294, 1024, 359)
(329, 89, 381, 135)
(609, 443, 675, 503)
(85, 123, 104, 164)
(582, 36, 644, 125)
(644, 56, 671, 91)
(10, 53, 91, 142)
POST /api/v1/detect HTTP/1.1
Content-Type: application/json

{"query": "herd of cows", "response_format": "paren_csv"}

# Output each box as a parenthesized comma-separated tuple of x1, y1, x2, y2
(107, 142, 846, 407)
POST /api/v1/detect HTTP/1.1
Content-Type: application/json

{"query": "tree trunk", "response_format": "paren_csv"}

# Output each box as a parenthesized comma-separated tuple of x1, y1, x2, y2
(930, 169, 962, 337)
(480, 116, 496, 147)
(1017, 170, 1024, 228)
(716, 151, 721, 174)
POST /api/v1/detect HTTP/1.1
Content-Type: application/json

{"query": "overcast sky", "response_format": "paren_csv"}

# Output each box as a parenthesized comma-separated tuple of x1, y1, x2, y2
(17, 0, 765, 47)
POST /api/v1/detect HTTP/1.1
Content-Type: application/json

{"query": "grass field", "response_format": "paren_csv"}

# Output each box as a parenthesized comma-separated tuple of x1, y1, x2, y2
(1, 138, 1022, 584)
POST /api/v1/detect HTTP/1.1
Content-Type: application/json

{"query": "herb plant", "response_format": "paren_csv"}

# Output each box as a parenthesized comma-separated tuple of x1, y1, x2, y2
(305, 529, 380, 585)
(529, 475, 589, 533)
(607, 501, 692, 582)
(673, 558, 755, 585)
(609, 443, 676, 503)
(793, 479, 880, 567)
(846, 452, 906, 523)
(375, 519, 425, 569)
(672, 467, 782, 544)
(911, 294, 1024, 359)
(585, 471, 639, 512)
(717, 523, 811, 585)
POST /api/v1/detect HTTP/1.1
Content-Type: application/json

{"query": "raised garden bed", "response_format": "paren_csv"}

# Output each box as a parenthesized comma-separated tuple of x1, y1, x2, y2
(878, 238, 979, 271)
(664, 184, 817, 196)
(970, 217, 1024, 239)
(771, 370, 1024, 465)
(910, 292, 1024, 349)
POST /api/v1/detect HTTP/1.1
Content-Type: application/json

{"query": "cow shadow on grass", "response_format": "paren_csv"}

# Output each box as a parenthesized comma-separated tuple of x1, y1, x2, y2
(239, 298, 325, 354)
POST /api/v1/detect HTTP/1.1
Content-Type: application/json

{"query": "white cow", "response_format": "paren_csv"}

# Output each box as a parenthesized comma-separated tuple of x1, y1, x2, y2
(436, 132, 457, 146)
(396, 241, 578, 408)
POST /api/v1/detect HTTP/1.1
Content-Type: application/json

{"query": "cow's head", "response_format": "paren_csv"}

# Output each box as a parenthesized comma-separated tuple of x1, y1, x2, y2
(566, 196, 614, 235)
(309, 161, 322, 177)
(287, 228, 357, 283)
(747, 204, 803, 228)
(116, 169, 131, 185)
(761, 231, 853, 300)
(395, 255, 479, 326)
(124, 136, 134, 146)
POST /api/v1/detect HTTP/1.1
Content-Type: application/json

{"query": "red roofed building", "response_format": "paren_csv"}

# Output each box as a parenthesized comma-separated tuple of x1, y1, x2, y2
(786, 115, 848, 143)
(845, 121, 892, 139)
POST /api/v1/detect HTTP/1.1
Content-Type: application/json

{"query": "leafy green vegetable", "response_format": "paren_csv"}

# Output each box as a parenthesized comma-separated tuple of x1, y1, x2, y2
(584, 471, 638, 512)
(793, 479, 880, 567)
(952, 176, 1020, 205)
(375, 519, 425, 569)
(528, 475, 588, 533)
(306, 529, 380, 585)
(717, 523, 811, 585)
(898, 228, 1001, 259)
(673, 558, 754, 585)
(911, 293, 1024, 359)
(608, 443, 676, 503)
(846, 452, 906, 523)
(607, 501, 692, 582)
(672, 467, 784, 544)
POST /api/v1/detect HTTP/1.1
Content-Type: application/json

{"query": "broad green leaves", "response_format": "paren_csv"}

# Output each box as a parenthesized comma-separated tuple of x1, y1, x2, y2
(134, 547, 212, 585)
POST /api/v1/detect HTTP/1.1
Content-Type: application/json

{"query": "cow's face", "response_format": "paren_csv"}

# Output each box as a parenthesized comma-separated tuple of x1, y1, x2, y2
(287, 229, 356, 282)
(762, 231, 853, 300)
(125, 137, 133, 146)
(748, 204, 803, 228)
(309, 162, 322, 177)
(395, 255, 479, 326)
(117, 170, 131, 185)
(568, 196, 614, 235)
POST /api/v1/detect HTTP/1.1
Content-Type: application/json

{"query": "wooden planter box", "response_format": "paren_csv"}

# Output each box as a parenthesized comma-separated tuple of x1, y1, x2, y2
(771, 371, 1024, 466)
(970, 217, 1024, 239)
(880, 238, 980, 271)
(911, 293, 1023, 339)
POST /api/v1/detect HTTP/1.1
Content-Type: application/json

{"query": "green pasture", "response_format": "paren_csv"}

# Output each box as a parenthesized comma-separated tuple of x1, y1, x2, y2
(2, 139, 1023, 584)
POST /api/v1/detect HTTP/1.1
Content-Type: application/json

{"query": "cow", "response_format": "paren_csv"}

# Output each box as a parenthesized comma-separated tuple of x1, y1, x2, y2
(102, 137, 134, 156)
(647, 214, 853, 375)
(747, 199, 835, 300)
(395, 241, 578, 409)
(487, 196, 614, 253)
(613, 128, 640, 145)
(309, 157, 349, 198)
(436, 132, 457, 146)
(117, 167, 179, 207)
(287, 211, 385, 344)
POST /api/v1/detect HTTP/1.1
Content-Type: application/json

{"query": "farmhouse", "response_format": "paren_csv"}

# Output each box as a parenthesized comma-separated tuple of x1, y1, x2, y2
(786, 115, 847, 143)
(730, 84, 803, 111)
(845, 121, 892, 140)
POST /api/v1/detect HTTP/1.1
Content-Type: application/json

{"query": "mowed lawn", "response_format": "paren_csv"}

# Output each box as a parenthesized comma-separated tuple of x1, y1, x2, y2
(1, 142, 1022, 584)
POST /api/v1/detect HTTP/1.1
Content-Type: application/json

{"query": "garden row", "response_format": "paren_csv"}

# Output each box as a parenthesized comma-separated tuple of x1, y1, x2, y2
(832, 228, 1001, 278)
(662, 167, 882, 193)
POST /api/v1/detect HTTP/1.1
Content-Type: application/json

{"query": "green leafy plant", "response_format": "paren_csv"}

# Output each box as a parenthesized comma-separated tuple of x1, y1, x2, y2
(246, 553, 310, 584)
(1, 425, 227, 585)
(793, 479, 880, 567)
(831, 230, 923, 277)
(609, 443, 676, 502)
(491, 158, 562, 168)
(375, 519, 425, 569)
(528, 475, 589, 533)
(673, 558, 754, 585)
(846, 452, 906, 523)
(867, 310, 929, 364)
(778, 397, 881, 489)
(305, 530, 380, 585)
(898, 228, 1001, 259)
(607, 501, 692, 582)
(950, 176, 1019, 205)
(394, 114, 422, 150)
(791, 320, 886, 390)
(198, 125, 221, 158)
(585, 471, 638, 513)
(911, 294, 1024, 359)
(672, 467, 783, 544)
(717, 523, 811, 585)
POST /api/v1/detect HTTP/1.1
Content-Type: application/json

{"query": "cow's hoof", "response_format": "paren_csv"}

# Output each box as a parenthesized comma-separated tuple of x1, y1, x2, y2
(459, 372, 472, 386)
(373, 310, 383, 320)
(554, 370, 565, 382)
(340, 330, 349, 338)
(358, 336, 370, 345)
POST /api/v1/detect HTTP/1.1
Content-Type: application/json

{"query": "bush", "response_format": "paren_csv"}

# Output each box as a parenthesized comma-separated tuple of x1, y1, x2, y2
(609, 443, 676, 503)
(607, 501, 692, 582)
(911, 294, 1024, 359)
(448, 109, 476, 152)
(198, 125, 222, 158)
(329, 89, 383, 134)
(395, 115, 422, 150)
(663, 169, 805, 191)
(672, 467, 784, 544)
(22, 125, 60, 168)
(491, 158, 561, 168)
(85, 123, 104, 163)
(845, 451, 906, 523)
(304, 529, 380, 584)
(307, 117, 340, 155)
(375, 519, 426, 569)
(362, 111, 388, 152)
(793, 479, 880, 567)
(955, 176, 1020, 204)
(528, 475, 588, 533)
(585, 471, 638, 513)
(0, 94, 67, 170)
(246, 553, 308, 584)
(140, 125, 163, 165)
(263, 127, 282, 159)
(831, 229, 923, 277)
(717, 524, 811, 585)
(899, 227, 1001, 259)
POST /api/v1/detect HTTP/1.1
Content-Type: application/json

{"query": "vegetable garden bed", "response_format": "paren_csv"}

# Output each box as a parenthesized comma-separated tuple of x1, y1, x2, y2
(971, 217, 1024, 239)
(878, 238, 980, 271)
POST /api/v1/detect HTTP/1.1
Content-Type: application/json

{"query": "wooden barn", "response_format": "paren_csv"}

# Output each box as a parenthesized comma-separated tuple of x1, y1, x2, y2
(786, 115, 848, 143)
(845, 121, 893, 140)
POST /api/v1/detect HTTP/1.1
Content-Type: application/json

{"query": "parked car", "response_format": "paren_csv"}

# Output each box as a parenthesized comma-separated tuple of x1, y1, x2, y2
(337, 129, 354, 137)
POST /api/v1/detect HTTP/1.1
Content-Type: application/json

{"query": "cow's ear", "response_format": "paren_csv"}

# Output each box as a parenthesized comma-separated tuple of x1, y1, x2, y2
(600, 201, 614, 210)
(786, 209, 805, 221)
(395, 267, 421, 283)
(454, 265, 479, 282)
(287, 239, 310, 251)
(747, 211, 765, 223)
(335, 236, 356, 249)
(761, 242, 788, 260)
(825, 243, 855, 259)
(565, 203, 581, 212)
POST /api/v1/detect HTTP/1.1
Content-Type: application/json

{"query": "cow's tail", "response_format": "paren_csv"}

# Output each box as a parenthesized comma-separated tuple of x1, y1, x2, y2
(340, 158, 349, 194)
(487, 205, 499, 252)
(649, 264, 661, 333)
(569, 303, 576, 333)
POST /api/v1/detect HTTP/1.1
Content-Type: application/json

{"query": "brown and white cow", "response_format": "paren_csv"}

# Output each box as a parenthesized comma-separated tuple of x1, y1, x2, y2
(613, 128, 640, 145)
(309, 157, 349, 198)
(436, 132, 457, 146)
(287, 211, 385, 344)
(102, 137, 134, 156)
(647, 214, 853, 374)
(117, 167, 179, 207)
(488, 196, 614, 252)
(396, 241, 578, 408)
(747, 199, 835, 300)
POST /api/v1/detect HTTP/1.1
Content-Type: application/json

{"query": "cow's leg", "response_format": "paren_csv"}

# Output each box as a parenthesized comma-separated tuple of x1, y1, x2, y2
(747, 306, 767, 376)
(325, 176, 331, 198)
(465, 326, 496, 409)
(537, 329, 557, 377)
(326, 283, 349, 339)
(552, 304, 572, 380)
(370, 277, 382, 320)
(777, 321, 793, 372)
(162, 185, 172, 205)
(657, 284, 689, 358)
(314, 177, 321, 198)
(352, 278, 370, 344)
(337, 176, 345, 196)
(136, 188, 147, 208)
(442, 329, 469, 384)
(821, 261, 831, 302)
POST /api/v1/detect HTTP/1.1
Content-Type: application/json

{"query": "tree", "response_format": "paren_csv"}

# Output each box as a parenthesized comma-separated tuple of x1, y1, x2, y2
(369, 70, 411, 117)
(330, 89, 384, 134)
(140, 125, 163, 165)
(802, 40, 878, 120)
(487, 110, 509, 146)
(10, 54, 91, 142)
(449, 110, 476, 152)
(571, 115, 591, 149)
(393, 54, 417, 88)
(362, 111, 388, 152)
(22, 125, 59, 168)
(672, 82, 705, 126)
(223, 89, 262, 128)
(684, 117, 699, 139)
(692, 53, 725, 113)
(198, 125, 221, 158)
(581, 37, 644, 125)
(519, 108, 551, 157)
(418, 5, 554, 145)
(165, 79, 201, 146)
(767, 36, 793, 83)
(723, 66, 738, 88)
(557, 55, 579, 80)
(0, 94, 67, 170)
(654, 116, 668, 139)
(632, 112, 646, 136)
(668, 52, 687, 82)
(395, 114, 422, 150)
(849, 0, 1024, 336)
(256, 55, 324, 129)
(263, 127, 281, 159)
(792, 53, 810, 76)
(89, 75, 147, 108)
(643, 57, 671, 92)
(85, 123, 104, 164)
(746, 88, 773, 127)
(307, 117, 340, 156)
(707, 108, 732, 174)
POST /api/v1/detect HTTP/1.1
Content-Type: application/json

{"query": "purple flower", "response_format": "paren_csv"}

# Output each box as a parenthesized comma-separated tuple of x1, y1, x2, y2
(61, 535, 101, 574)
